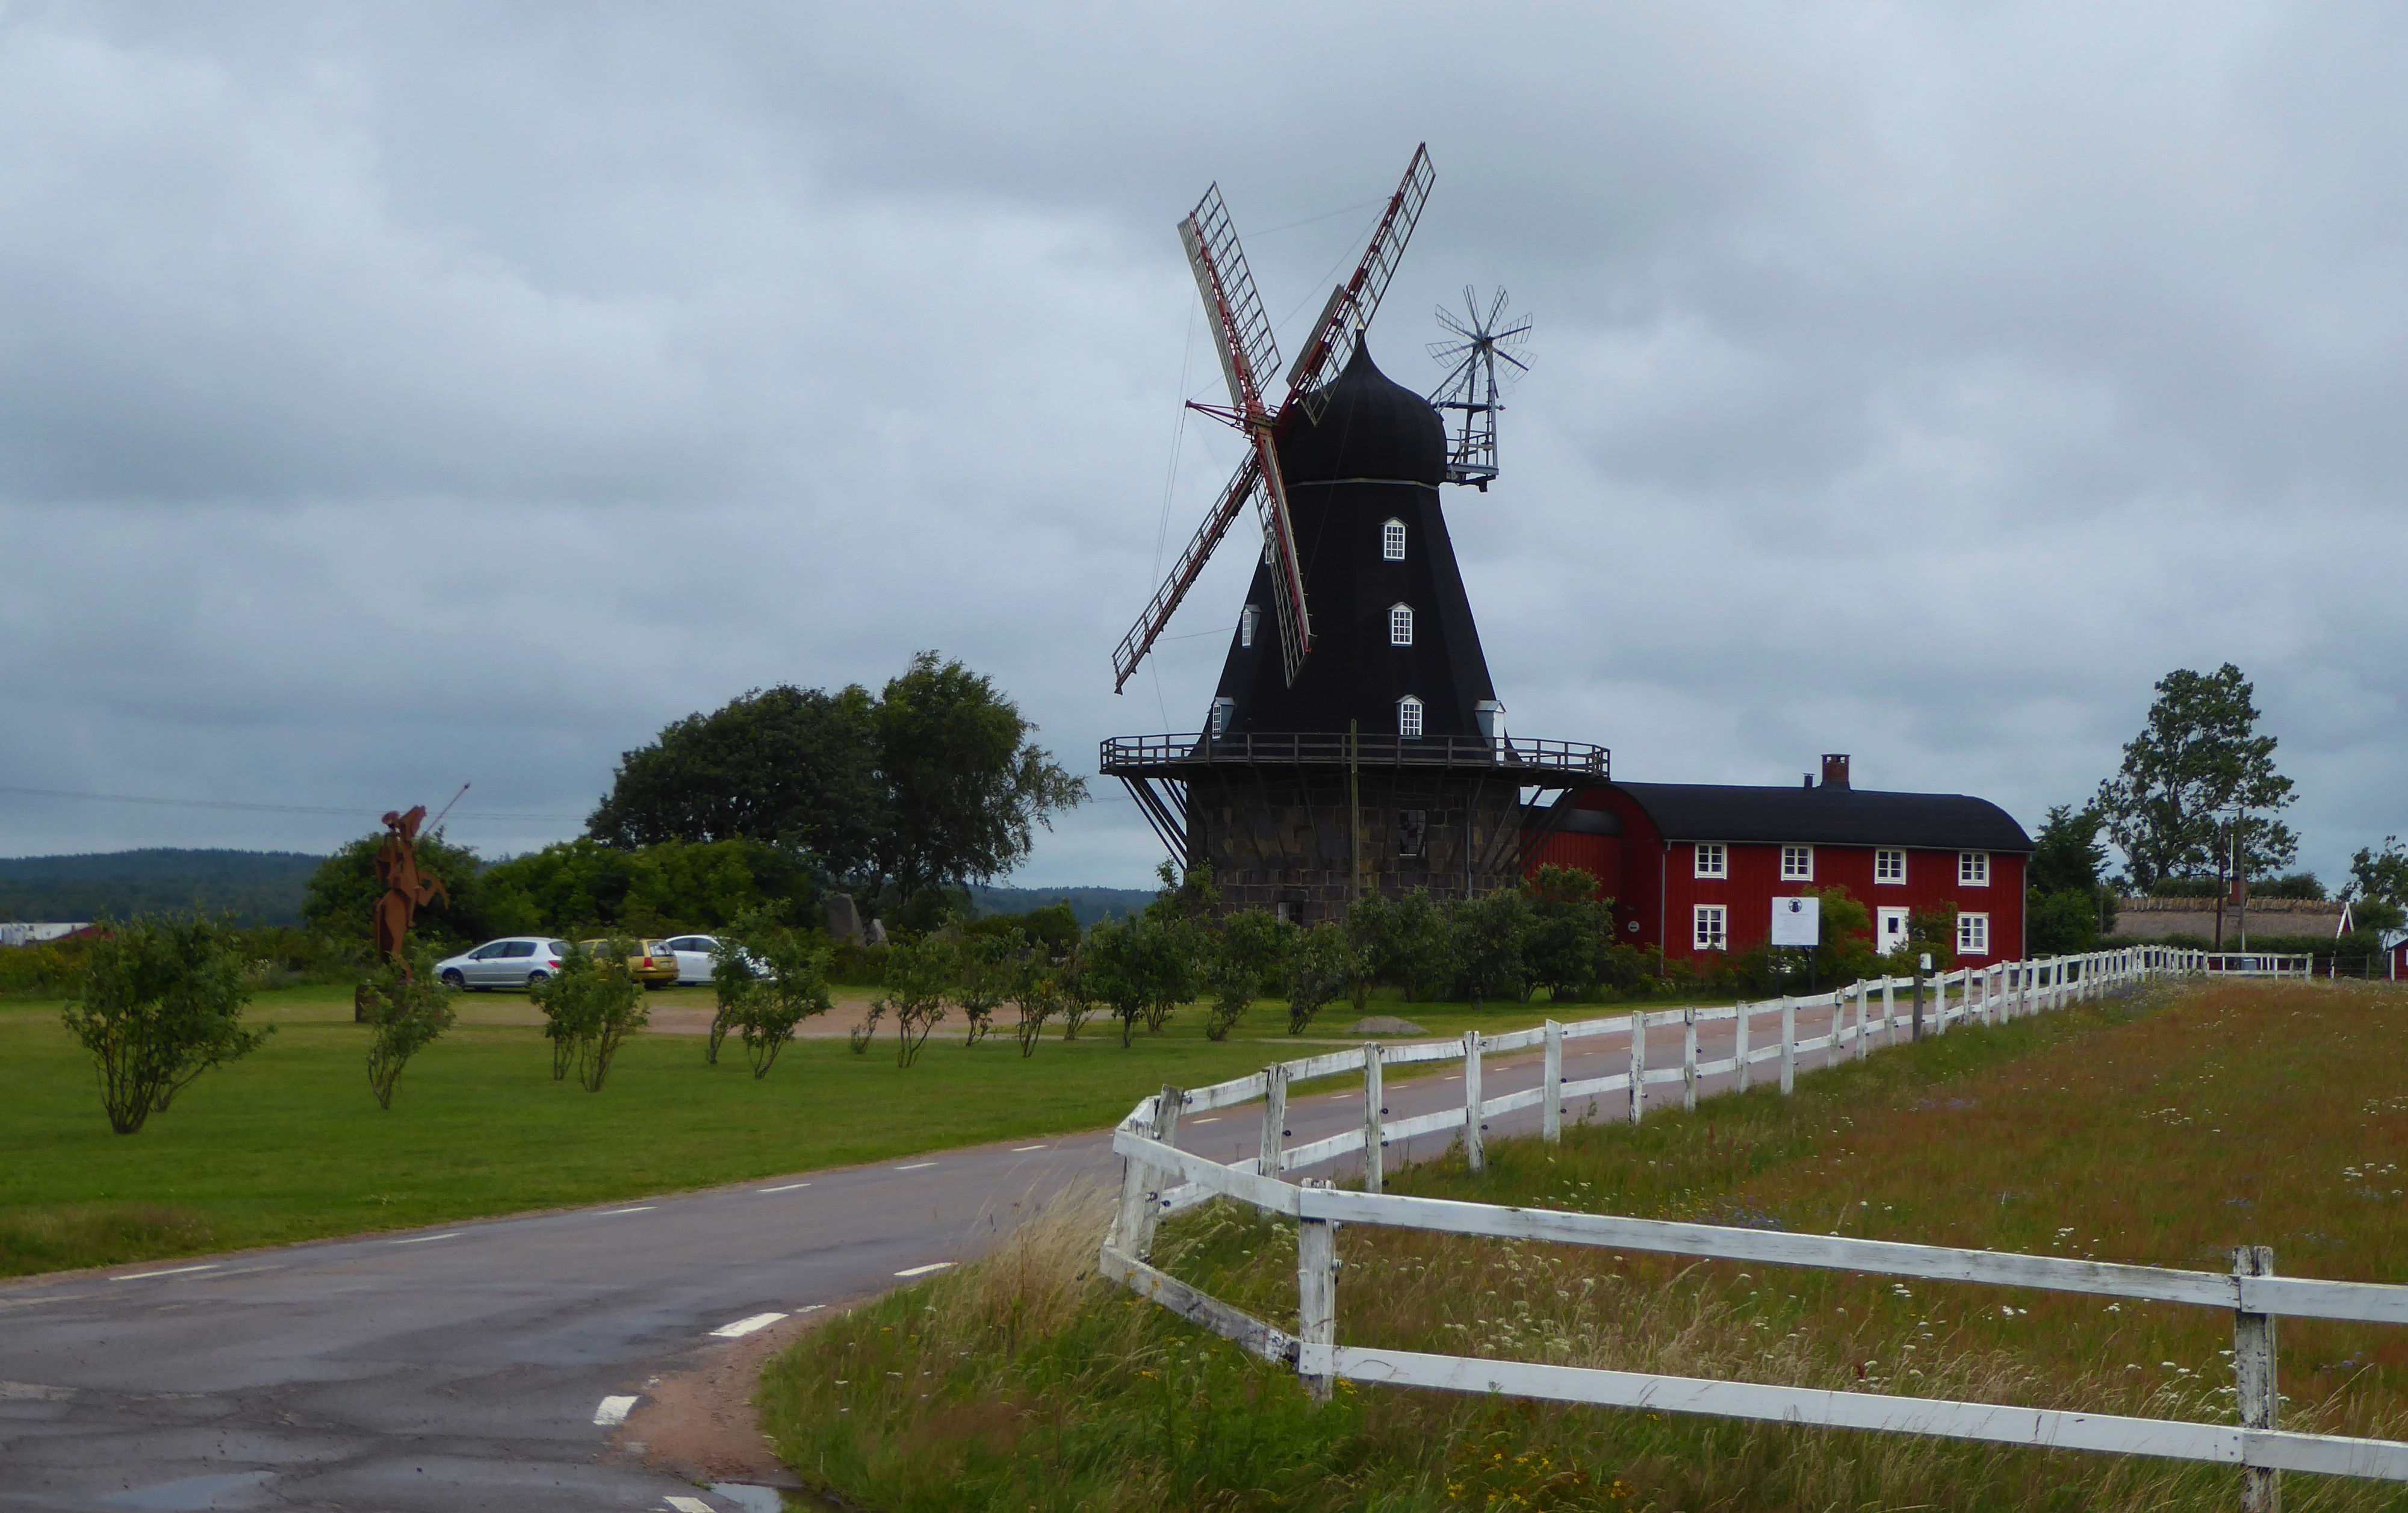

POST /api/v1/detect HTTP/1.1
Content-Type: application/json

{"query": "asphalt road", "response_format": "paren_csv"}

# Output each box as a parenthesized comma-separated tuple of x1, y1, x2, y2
(0, 1002, 1860, 1512)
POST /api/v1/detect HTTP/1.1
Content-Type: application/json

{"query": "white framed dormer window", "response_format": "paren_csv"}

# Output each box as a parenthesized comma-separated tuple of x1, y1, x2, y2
(1694, 904, 1728, 952)
(1781, 845, 1814, 881)
(1239, 604, 1258, 649)
(1209, 697, 1234, 737)
(1397, 694, 1424, 739)
(1959, 851, 1991, 886)
(1382, 518, 1407, 561)
(1957, 912, 1990, 955)
(1694, 842, 1727, 879)
(1389, 603, 1414, 646)
(1875, 848, 1906, 884)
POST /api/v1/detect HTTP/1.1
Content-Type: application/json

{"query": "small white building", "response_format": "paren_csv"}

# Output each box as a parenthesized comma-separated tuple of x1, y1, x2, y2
(0, 922, 93, 948)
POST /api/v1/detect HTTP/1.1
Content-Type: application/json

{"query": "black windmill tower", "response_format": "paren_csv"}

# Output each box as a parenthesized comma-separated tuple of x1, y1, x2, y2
(1104, 146, 1607, 920)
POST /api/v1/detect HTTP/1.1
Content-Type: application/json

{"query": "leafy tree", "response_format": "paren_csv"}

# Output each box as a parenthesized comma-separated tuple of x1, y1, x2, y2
(1522, 865, 1616, 1003)
(1804, 885, 1880, 986)
(2345, 837, 2408, 936)
(530, 940, 650, 1091)
(1450, 890, 1531, 1008)
(1347, 889, 1453, 1003)
(2028, 889, 2102, 957)
(2095, 663, 2297, 890)
(358, 949, 456, 1109)
(954, 934, 1013, 1046)
(733, 927, 833, 1079)
(875, 935, 954, 1067)
(1083, 916, 1191, 1048)
(1200, 909, 1293, 1042)
(1283, 922, 1360, 1034)
(1056, 940, 1099, 1042)
(302, 829, 486, 946)
(61, 916, 273, 1134)
(2026, 804, 2115, 954)
(588, 684, 883, 872)
(703, 928, 762, 1065)
(1002, 933, 1062, 1057)
(1888, 906, 1958, 975)
(477, 837, 820, 939)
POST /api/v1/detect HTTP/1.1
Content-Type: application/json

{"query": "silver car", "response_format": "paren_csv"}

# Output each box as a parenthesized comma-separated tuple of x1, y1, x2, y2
(435, 937, 573, 991)
(660, 933, 764, 986)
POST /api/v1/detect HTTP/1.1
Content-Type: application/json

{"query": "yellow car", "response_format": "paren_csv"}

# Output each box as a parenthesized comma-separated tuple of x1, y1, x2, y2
(579, 939, 681, 990)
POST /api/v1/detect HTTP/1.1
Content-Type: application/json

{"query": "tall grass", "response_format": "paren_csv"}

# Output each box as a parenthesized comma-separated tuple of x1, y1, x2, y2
(759, 981, 2408, 1511)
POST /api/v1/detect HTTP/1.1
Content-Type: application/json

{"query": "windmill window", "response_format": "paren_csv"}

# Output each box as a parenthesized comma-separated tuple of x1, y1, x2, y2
(1397, 695, 1424, 739)
(1389, 603, 1414, 646)
(1382, 518, 1407, 561)
(1209, 698, 1234, 737)
(1240, 604, 1258, 649)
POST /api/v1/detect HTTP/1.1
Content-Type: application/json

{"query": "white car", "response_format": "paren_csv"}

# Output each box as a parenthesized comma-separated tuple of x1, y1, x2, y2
(660, 933, 763, 986)
(434, 937, 573, 991)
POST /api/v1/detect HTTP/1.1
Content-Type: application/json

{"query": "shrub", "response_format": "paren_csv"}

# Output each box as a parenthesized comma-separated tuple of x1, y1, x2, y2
(1283, 922, 1360, 1035)
(356, 951, 457, 1110)
(60, 917, 273, 1134)
(1524, 865, 1616, 1002)
(1200, 909, 1292, 1041)
(1449, 890, 1530, 1007)
(876, 935, 955, 1067)
(530, 939, 650, 1091)
(954, 934, 1013, 1046)
(734, 927, 833, 1078)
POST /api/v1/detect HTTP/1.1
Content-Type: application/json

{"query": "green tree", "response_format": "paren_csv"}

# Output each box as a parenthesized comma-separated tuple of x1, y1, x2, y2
(357, 950, 457, 1109)
(875, 934, 954, 1067)
(530, 940, 650, 1091)
(1347, 889, 1453, 1003)
(1002, 933, 1062, 1057)
(476, 837, 819, 939)
(954, 933, 1013, 1046)
(61, 916, 273, 1134)
(1450, 890, 1531, 1008)
(1082, 916, 1194, 1047)
(2095, 663, 2297, 890)
(1283, 921, 1360, 1035)
(302, 829, 486, 946)
(732, 926, 833, 1078)
(1200, 908, 1293, 1041)
(2345, 836, 2408, 936)
(2026, 804, 2115, 954)
(1522, 865, 1616, 1003)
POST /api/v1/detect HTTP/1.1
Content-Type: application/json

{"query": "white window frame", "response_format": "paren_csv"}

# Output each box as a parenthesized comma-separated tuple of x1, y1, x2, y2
(1209, 697, 1234, 737)
(1389, 603, 1414, 647)
(1875, 848, 1906, 884)
(1381, 518, 1407, 561)
(1693, 904, 1728, 953)
(1396, 694, 1423, 739)
(1780, 844, 1814, 881)
(1958, 851, 1991, 887)
(1240, 604, 1258, 649)
(1957, 911, 1990, 955)
(1693, 842, 1727, 879)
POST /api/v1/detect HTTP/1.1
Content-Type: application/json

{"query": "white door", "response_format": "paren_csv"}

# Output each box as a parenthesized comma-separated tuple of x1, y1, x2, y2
(1876, 907, 1910, 955)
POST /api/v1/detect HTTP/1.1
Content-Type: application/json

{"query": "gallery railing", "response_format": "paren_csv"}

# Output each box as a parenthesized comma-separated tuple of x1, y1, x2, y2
(1099, 731, 1609, 779)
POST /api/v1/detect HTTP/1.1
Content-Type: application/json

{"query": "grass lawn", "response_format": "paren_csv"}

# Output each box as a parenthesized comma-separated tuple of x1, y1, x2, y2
(759, 980, 2408, 1512)
(0, 981, 1625, 1279)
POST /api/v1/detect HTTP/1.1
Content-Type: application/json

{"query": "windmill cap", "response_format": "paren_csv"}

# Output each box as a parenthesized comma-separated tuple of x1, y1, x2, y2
(1277, 335, 1447, 487)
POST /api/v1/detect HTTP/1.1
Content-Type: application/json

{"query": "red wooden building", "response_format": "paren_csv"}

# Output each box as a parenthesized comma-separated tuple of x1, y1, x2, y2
(1526, 754, 2032, 964)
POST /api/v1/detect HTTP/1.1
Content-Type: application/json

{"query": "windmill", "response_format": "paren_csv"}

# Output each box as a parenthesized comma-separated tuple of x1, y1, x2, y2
(1428, 287, 1531, 491)
(1111, 144, 1436, 695)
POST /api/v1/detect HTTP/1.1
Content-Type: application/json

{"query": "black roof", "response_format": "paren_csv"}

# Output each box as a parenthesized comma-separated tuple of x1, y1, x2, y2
(1278, 336, 1448, 486)
(1612, 781, 2034, 853)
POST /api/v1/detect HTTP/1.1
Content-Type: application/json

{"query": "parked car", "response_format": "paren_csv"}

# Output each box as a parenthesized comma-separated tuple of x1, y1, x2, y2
(660, 933, 764, 986)
(580, 939, 681, 990)
(435, 937, 573, 991)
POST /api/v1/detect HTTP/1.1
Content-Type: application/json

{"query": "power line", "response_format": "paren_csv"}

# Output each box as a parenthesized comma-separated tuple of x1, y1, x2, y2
(0, 784, 582, 824)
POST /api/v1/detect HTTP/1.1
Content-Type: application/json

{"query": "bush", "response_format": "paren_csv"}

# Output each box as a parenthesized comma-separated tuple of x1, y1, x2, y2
(730, 926, 833, 1078)
(356, 951, 458, 1110)
(60, 917, 273, 1134)
(1449, 890, 1530, 1007)
(1201, 909, 1292, 1041)
(530, 939, 650, 1091)
(1523, 865, 1616, 1003)
(876, 935, 955, 1067)
(1283, 922, 1359, 1035)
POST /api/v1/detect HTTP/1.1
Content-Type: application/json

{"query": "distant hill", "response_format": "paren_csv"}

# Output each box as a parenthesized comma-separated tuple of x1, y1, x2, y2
(968, 884, 1155, 927)
(0, 849, 326, 927)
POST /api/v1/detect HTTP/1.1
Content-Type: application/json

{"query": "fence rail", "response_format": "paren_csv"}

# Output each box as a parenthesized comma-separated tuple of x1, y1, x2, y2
(1100, 946, 2388, 1506)
(1098, 730, 1610, 780)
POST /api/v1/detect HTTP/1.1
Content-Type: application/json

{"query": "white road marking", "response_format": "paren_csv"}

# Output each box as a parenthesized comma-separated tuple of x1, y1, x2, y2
(1011, 1144, 1049, 1152)
(664, 1497, 716, 1513)
(593, 1394, 638, 1426)
(758, 1181, 811, 1193)
(110, 1264, 220, 1282)
(710, 1311, 788, 1338)
(1190, 1116, 1220, 1123)
(391, 1232, 462, 1244)
(894, 1262, 954, 1278)
(894, 1161, 937, 1171)
(599, 1206, 656, 1215)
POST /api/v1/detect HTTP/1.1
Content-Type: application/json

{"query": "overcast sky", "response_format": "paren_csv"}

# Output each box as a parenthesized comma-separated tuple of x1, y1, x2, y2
(2, 2, 2402, 889)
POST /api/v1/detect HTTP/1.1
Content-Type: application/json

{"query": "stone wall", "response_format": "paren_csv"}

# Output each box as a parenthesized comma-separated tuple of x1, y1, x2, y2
(2114, 895, 2346, 940)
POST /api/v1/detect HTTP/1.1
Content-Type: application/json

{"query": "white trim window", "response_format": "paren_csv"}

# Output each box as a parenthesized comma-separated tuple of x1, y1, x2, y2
(1694, 842, 1727, 879)
(1781, 845, 1814, 881)
(1381, 518, 1407, 561)
(1240, 604, 1258, 648)
(1209, 697, 1234, 737)
(1396, 695, 1424, 739)
(1875, 848, 1906, 884)
(1957, 911, 1990, 955)
(1958, 851, 1991, 886)
(1693, 904, 1728, 952)
(1389, 603, 1414, 646)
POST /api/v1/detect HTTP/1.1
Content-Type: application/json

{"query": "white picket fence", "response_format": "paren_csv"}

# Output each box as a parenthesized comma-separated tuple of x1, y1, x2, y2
(1100, 945, 2392, 1506)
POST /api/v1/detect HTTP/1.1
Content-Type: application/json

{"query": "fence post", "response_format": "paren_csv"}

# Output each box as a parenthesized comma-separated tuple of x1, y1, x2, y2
(1628, 1012, 1647, 1125)
(1682, 1005, 1699, 1110)
(1258, 1063, 1289, 1179)
(1361, 1044, 1385, 1195)
(1463, 1030, 1486, 1172)
(1854, 982, 1869, 1060)
(1734, 997, 1753, 1093)
(1911, 971, 1925, 1041)
(1112, 1084, 1184, 1261)
(1881, 978, 1896, 1046)
(1779, 996, 1796, 1095)
(1297, 1181, 1338, 1403)
(1542, 1020, 1563, 1143)
(2233, 1244, 2280, 1512)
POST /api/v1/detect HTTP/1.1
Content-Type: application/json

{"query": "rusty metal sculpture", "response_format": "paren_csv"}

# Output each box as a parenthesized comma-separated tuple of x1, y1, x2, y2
(373, 804, 450, 964)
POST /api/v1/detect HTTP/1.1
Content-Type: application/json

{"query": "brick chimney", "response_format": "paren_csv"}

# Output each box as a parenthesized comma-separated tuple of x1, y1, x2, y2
(1821, 753, 1851, 789)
